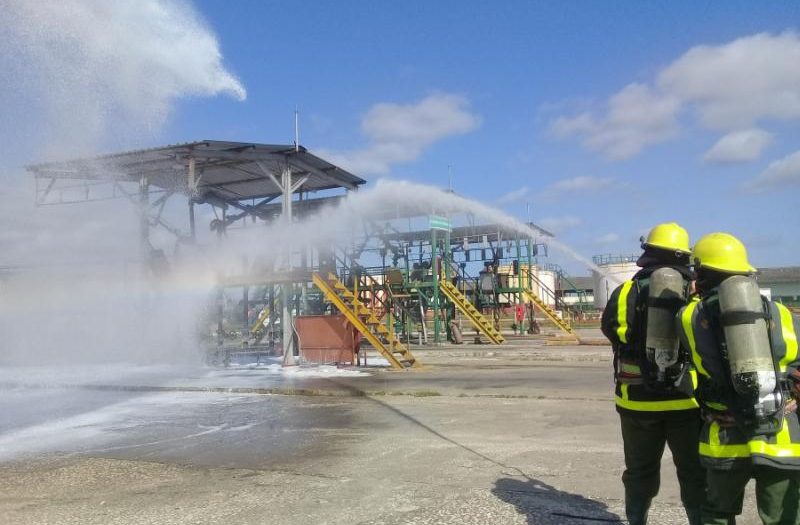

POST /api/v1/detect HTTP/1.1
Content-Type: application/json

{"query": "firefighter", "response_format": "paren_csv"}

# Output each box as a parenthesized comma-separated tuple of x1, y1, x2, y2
(601, 222, 704, 525)
(677, 232, 800, 524)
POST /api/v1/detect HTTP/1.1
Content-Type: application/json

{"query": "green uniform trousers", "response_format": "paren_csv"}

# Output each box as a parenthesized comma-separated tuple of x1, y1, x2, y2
(620, 410, 705, 525)
(702, 465, 800, 525)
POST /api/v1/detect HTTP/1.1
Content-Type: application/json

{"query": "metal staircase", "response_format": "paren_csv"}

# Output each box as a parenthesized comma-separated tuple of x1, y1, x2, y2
(519, 267, 579, 337)
(438, 280, 505, 345)
(521, 287, 576, 337)
(334, 253, 423, 341)
(312, 272, 420, 370)
(250, 307, 271, 335)
(249, 291, 280, 345)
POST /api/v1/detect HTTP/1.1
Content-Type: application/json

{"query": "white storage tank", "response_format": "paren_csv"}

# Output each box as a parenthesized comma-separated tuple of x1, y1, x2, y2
(536, 269, 557, 307)
(520, 265, 557, 307)
(592, 255, 639, 309)
(499, 264, 558, 307)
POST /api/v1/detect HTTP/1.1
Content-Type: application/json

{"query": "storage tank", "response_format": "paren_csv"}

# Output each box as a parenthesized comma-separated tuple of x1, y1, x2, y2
(536, 270, 557, 307)
(592, 255, 639, 309)
(519, 265, 557, 307)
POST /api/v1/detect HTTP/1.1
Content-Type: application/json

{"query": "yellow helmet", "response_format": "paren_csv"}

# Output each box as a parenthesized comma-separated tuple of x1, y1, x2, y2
(692, 232, 756, 274)
(641, 222, 691, 254)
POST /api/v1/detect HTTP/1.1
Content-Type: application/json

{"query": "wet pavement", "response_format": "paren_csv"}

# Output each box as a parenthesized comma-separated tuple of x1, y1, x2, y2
(0, 335, 762, 524)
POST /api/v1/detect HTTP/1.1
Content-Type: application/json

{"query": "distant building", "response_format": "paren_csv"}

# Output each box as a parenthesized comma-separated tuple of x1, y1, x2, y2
(559, 266, 800, 310)
(757, 267, 800, 307)
(558, 276, 594, 308)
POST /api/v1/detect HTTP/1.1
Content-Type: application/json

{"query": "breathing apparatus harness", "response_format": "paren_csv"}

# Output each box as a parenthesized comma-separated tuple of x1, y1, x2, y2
(704, 286, 790, 436)
(615, 266, 692, 394)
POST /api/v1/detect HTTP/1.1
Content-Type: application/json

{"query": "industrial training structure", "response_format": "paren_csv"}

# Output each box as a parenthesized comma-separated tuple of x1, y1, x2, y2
(27, 140, 593, 369)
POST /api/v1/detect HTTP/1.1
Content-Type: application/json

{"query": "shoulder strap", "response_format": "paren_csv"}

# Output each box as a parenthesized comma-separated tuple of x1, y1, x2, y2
(719, 310, 769, 326)
(647, 296, 686, 309)
(631, 278, 647, 342)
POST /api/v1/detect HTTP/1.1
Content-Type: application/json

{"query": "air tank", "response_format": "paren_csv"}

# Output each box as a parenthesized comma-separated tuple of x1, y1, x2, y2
(718, 275, 779, 419)
(645, 267, 685, 382)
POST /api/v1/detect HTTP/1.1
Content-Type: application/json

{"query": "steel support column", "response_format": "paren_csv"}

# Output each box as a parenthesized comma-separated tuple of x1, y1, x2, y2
(139, 176, 150, 263)
(432, 229, 440, 343)
(189, 201, 196, 242)
(516, 234, 523, 335)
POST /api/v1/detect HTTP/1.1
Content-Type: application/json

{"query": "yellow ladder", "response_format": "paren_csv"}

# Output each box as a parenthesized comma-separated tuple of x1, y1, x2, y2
(312, 273, 420, 370)
(250, 292, 280, 344)
(250, 307, 271, 335)
(521, 287, 576, 337)
(439, 280, 505, 345)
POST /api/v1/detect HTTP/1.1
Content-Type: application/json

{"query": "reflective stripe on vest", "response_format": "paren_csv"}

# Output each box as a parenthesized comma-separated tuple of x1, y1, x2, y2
(619, 361, 641, 375)
(615, 382, 700, 412)
(777, 303, 798, 373)
(681, 298, 710, 378)
(701, 420, 800, 460)
(700, 421, 750, 458)
(750, 423, 800, 458)
(617, 280, 634, 344)
(705, 401, 728, 412)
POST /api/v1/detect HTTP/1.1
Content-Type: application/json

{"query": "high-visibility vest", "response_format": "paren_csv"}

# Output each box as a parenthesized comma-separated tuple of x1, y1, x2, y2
(679, 295, 800, 469)
(601, 271, 699, 414)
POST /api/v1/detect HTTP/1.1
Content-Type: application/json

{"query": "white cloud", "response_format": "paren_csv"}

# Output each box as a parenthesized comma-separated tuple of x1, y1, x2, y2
(551, 84, 680, 160)
(496, 186, 530, 205)
(495, 176, 615, 207)
(551, 31, 800, 160)
(549, 175, 614, 192)
(748, 150, 800, 190)
(703, 128, 773, 164)
(594, 233, 620, 245)
(538, 215, 582, 234)
(321, 93, 481, 175)
(550, 112, 595, 137)
(659, 31, 800, 130)
(495, 176, 611, 205)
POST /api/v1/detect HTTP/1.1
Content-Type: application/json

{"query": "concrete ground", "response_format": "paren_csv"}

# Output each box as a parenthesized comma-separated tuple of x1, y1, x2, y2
(0, 330, 761, 524)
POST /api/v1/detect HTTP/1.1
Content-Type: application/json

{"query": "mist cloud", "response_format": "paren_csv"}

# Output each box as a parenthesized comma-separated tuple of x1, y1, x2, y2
(0, 0, 246, 157)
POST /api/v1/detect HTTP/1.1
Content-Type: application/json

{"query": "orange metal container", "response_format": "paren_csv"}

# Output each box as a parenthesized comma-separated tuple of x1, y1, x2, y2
(295, 315, 361, 365)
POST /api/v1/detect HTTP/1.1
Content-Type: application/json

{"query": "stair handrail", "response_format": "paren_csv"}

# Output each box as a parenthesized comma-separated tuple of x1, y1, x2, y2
(249, 286, 282, 344)
(439, 279, 504, 344)
(334, 253, 418, 328)
(312, 273, 412, 369)
(538, 263, 590, 310)
(522, 268, 576, 322)
(557, 273, 592, 310)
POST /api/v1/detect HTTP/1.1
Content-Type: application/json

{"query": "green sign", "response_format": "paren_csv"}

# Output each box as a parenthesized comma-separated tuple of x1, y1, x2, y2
(429, 215, 451, 231)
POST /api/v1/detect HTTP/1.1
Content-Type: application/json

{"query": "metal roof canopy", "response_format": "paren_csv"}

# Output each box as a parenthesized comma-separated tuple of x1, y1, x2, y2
(392, 222, 553, 243)
(26, 140, 365, 206)
(756, 266, 800, 285)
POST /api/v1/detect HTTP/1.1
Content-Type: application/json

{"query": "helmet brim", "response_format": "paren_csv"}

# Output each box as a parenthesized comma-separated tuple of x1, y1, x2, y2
(695, 260, 757, 274)
(643, 241, 692, 255)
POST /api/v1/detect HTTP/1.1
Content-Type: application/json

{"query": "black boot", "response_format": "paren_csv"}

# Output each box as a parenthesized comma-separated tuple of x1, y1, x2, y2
(625, 498, 650, 525)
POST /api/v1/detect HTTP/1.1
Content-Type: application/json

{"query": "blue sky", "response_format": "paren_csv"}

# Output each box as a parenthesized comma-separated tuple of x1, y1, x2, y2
(3, 1, 799, 274)
(166, 0, 799, 273)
